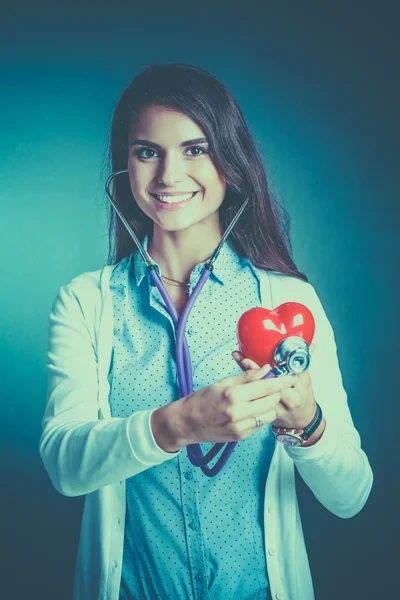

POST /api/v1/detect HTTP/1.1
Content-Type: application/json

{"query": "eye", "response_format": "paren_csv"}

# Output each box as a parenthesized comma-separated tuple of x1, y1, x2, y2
(135, 148, 157, 159)
(186, 146, 208, 156)
(133, 146, 208, 160)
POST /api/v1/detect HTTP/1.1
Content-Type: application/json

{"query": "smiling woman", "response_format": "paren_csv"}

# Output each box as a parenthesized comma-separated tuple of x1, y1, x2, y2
(107, 63, 307, 283)
(39, 62, 373, 600)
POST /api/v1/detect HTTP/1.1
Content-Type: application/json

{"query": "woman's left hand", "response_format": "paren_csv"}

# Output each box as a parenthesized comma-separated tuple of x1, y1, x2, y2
(232, 344, 318, 429)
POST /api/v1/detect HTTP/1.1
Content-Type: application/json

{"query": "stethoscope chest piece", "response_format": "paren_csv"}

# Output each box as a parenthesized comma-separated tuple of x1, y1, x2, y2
(273, 336, 311, 375)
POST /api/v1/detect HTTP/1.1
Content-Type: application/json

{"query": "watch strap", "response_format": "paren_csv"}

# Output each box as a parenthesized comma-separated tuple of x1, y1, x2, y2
(302, 402, 323, 439)
(272, 402, 323, 441)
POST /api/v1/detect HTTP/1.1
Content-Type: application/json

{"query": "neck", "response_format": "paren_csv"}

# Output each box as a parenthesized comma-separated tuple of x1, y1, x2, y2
(148, 223, 223, 283)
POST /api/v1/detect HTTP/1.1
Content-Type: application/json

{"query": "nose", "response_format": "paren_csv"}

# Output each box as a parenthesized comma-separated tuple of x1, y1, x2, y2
(156, 152, 186, 186)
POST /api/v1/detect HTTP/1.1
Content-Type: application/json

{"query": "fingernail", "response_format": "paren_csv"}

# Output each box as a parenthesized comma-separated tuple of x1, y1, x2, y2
(232, 352, 239, 360)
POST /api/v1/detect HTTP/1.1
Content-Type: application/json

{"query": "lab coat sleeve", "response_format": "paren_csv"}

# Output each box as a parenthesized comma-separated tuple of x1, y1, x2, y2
(283, 282, 373, 518)
(39, 283, 181, 498)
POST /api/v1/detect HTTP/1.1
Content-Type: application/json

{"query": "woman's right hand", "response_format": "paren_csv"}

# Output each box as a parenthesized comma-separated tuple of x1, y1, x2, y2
(178, 363, 298, 445)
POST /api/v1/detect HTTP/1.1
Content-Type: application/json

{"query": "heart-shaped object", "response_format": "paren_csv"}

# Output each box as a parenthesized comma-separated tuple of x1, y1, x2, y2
(236, 302, 315, 367)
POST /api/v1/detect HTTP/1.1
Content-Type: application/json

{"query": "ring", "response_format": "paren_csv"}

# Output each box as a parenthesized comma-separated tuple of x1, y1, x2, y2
(254, 416, 263, 428)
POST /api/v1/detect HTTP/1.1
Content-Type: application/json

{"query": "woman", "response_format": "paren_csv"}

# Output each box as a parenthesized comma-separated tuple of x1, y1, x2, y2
(39, 63, 373, 600)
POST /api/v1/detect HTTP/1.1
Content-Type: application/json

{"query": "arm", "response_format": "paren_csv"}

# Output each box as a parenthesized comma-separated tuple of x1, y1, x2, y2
(39, 283, 181, 498)
(151, 402, 188, 453)
(284, 283, 373, 518)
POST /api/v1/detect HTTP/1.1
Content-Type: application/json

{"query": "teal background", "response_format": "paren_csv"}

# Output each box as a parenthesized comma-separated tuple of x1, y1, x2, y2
(1, 1, 398, 598)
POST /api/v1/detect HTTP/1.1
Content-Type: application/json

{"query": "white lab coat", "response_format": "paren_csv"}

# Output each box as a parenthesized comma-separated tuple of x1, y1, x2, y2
(39, 265, 373, 600)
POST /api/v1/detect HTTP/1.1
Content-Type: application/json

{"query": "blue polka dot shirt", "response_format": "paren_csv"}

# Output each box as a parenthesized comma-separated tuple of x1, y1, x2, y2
(108, 233, 276, 600)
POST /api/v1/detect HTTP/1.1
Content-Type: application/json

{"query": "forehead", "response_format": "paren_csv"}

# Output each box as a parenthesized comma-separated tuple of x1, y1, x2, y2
(129, 105, 205, 140)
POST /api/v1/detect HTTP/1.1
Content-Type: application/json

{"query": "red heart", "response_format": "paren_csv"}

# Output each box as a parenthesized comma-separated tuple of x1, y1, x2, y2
(236, 303, 315, 367)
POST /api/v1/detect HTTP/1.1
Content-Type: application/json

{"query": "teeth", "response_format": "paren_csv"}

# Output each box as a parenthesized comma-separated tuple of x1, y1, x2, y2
(155, 192, 196, 204)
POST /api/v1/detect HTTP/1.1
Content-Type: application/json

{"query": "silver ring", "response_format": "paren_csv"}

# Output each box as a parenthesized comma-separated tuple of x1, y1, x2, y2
(254, 416, 263, 428)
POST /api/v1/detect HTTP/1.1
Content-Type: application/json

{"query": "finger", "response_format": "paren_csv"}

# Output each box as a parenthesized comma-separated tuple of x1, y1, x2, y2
(237, 392, 288, 433)
(233, 390, 281, 423)
(241, 358, 260, 371)
(231, 371, 298, 404)
(240, 408, 278, 433)
(231, 352, 252, 372)
(232, 351, 260, 370)
(223, 361, 273, 389)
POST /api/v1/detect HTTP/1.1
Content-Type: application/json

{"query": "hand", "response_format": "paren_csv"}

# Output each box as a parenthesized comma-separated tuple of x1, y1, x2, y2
(176, 362, 300, 446)
(232, 344, 318, 430)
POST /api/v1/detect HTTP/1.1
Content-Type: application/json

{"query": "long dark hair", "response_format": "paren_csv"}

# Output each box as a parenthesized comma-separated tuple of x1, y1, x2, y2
(106, 62, 308, 282)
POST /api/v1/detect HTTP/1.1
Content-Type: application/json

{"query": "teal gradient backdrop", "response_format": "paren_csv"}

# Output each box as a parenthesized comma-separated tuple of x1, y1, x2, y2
(1, 1, 398, 599)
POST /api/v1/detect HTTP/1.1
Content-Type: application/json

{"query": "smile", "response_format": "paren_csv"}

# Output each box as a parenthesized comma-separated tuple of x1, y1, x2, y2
(150, 191, 200, 210)
(151, 191, 198, 204)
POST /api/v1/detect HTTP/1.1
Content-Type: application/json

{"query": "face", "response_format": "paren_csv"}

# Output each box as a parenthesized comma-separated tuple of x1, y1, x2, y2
(127, 105, 227, 234)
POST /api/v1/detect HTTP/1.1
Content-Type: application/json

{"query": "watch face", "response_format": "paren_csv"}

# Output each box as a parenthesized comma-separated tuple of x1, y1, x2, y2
(276, 434, 303, 447)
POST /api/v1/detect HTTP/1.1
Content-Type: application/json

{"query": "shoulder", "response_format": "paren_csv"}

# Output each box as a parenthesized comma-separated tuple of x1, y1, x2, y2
(65, 267, 104, 293)
(264, 269, 316, 302)
(265, 270, 334, 336)
(64, 265, 114, 296)
(51, 265, 114, 318)
(246, 263, 320, 307)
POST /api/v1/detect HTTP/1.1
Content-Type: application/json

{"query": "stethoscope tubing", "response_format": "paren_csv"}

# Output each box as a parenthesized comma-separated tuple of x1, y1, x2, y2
(105, 169, 267, 476)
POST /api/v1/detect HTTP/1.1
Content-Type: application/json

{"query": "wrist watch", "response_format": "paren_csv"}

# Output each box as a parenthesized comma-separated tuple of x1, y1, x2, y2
(272, 402, 323, 447)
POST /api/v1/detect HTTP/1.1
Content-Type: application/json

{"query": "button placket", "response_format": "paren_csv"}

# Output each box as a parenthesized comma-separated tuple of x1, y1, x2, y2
(180, 452, 208, 599)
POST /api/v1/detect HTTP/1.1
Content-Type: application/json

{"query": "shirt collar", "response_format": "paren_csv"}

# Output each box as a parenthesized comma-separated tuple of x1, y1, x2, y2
(131, 233, 244, 289)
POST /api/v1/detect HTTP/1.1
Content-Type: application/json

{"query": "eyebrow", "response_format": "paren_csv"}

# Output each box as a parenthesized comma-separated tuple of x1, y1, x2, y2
(130, 137, 208, 149)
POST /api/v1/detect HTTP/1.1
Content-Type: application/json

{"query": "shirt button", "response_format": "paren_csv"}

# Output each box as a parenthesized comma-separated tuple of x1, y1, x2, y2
(187, 327, 194, 335)
(113, 560, 118, 570)
(268, 548, 275, 556)
(267, 506, 274, 514)
(117, 517, 121, 525)
(275, 593, 284, 599)
(184, 471, 193, 480)
(195, 572, 204, 582)
(189, 520, 200, 531)
(120, 480, 123, 485)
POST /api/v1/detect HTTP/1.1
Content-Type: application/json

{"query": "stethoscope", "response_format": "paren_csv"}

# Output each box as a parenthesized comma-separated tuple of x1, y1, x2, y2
(105, 170, 311, 476)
